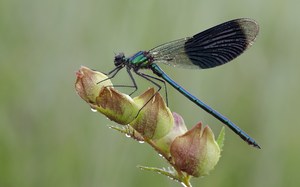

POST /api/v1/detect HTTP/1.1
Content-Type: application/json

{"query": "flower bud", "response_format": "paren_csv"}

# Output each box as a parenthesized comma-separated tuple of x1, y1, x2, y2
(154, 112, 188, 155)
(130, 88, 174, 140)
(170, 122, 221, 177)
(96, 87, 138, 125)
(75, 66, 112, 104)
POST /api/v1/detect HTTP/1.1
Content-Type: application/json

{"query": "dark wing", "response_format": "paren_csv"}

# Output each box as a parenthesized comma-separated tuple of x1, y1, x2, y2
(149, 18, 259, 69)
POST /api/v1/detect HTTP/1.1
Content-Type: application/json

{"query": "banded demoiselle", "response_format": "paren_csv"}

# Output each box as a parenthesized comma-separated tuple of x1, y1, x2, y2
(104, 18, 260, 148)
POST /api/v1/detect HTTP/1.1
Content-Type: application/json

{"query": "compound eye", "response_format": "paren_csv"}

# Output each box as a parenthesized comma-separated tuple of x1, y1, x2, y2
(114, 52, 125, 66)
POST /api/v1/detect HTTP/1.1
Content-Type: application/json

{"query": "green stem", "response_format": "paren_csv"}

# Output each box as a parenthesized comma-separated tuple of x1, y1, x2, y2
(109, 125, 192, 186)
(145, 138, 192, 187)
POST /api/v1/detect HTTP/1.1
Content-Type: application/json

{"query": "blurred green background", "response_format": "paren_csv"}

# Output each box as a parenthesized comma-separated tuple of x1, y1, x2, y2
(1, 0, 299, 186)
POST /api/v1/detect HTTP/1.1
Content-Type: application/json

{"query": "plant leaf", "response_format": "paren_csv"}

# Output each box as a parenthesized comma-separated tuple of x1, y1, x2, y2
(216, 127, 225, 151)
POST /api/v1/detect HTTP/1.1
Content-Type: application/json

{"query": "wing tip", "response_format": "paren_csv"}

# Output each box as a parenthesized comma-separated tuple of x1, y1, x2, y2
(234, 18, 260, 47)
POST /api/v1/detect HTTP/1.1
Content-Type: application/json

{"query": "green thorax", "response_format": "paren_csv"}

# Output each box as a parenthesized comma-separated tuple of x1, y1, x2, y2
(128, 51, 150, 68)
